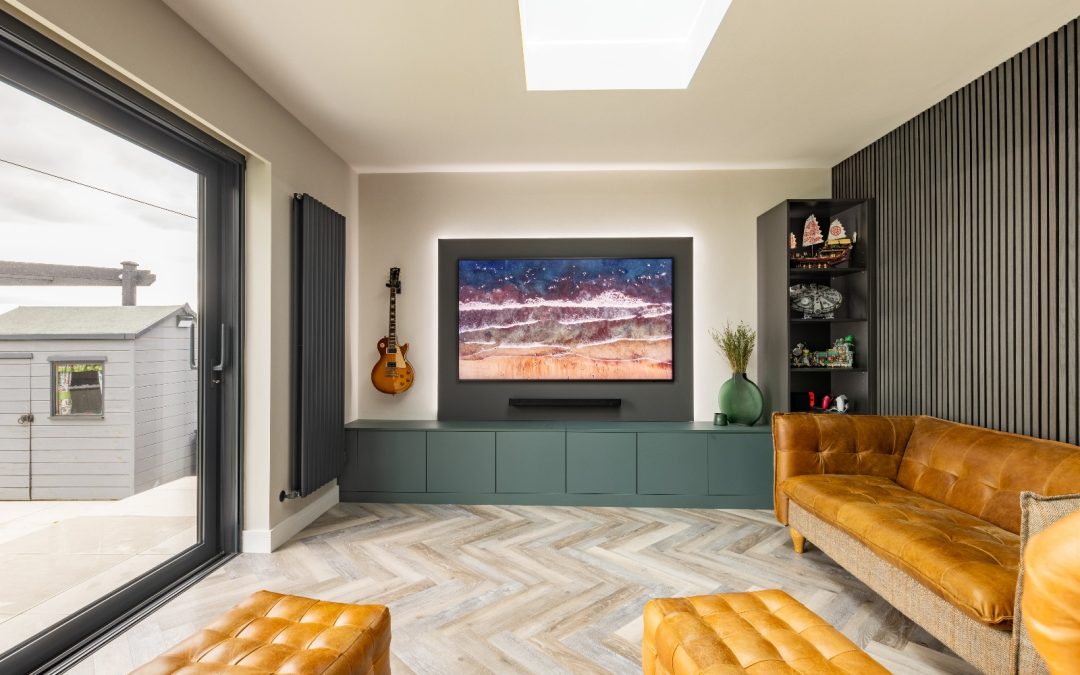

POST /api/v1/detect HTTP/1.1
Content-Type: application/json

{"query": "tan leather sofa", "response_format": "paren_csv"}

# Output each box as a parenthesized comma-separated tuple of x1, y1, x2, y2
(772, 413, 1080, 675)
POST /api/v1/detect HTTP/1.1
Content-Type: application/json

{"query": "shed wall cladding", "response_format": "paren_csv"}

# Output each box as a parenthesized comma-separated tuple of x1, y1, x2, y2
(832, 18, 1079, 444)
(0, 354, 32, 500)
(134, 321, 197, 493)
(30, 340, 133, 500)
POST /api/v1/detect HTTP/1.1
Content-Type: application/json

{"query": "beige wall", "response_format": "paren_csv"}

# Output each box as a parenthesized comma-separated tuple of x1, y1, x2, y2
(4, 0, 359, 536)
(354, 170, 830, 422)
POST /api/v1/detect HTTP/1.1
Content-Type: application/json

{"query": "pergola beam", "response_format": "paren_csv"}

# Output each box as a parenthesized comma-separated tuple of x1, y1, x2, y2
(0, 260, 156, 305)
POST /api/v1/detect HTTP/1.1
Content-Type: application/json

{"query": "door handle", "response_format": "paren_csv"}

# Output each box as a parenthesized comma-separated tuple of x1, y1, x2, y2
(17, 414, 33, 425)
(211, 324, 228, 386)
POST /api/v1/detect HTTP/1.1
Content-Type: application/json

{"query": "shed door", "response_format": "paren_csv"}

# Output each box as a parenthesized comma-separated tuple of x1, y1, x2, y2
(0, 353, 31, 500)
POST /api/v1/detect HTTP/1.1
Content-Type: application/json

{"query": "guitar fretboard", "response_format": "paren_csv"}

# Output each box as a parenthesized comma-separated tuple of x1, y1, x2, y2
(387, 287, 397, 354)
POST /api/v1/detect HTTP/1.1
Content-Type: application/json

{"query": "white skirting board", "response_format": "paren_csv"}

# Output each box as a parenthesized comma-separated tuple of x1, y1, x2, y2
(241, 484, 339, 553)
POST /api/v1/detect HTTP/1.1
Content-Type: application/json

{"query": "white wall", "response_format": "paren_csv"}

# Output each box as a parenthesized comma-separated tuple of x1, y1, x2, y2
(4, 0, 357, 540)
(354, 170, 830, 422)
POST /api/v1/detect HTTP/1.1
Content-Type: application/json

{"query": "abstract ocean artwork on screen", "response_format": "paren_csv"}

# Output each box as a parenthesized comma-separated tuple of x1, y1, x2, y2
(458, 258, 673, 380)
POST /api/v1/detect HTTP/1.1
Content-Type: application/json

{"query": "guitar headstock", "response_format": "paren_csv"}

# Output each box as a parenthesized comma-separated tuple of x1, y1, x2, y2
(386, 267, 402, 293)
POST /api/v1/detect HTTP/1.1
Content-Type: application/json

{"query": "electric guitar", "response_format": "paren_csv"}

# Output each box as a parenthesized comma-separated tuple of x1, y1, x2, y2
(371, 267, 414, 395)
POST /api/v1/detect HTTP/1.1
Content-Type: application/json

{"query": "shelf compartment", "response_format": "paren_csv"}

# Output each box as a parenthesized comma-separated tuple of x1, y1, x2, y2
(789, 317, 868, 324)
(790, 367, 867, 373)
(789, 267, 867, 279)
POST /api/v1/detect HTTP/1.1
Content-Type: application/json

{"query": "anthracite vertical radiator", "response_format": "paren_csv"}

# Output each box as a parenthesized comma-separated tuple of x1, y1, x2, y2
(285, 193, 346, 500)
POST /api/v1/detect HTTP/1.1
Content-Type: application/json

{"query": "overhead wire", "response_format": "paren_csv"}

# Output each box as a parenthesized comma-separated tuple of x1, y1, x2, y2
(0, 156, 198, 220)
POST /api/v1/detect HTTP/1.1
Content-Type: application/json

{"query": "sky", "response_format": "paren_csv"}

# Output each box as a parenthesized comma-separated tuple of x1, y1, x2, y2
(0, 79, 198, 315)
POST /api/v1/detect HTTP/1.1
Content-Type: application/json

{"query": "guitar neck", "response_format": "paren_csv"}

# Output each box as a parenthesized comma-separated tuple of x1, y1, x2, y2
(387, 287, 397, 353)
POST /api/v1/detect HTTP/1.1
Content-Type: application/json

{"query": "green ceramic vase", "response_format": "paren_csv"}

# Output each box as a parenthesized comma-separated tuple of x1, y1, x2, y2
(718, 373, 764, 425)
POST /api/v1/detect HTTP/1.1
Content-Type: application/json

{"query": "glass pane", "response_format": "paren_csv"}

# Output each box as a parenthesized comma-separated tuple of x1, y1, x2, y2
(54, 362, 105, 416)
(0, 78, 200, 650)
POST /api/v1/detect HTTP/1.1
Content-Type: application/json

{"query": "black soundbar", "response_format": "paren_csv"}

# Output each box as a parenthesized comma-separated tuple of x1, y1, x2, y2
(509, 398, 622, 408)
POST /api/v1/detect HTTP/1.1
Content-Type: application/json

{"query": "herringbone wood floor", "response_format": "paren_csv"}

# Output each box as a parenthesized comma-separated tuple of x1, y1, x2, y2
(70, 503, 978, 674)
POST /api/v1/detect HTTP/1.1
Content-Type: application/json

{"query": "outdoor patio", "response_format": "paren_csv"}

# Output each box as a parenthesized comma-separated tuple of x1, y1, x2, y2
(0, 476, 196, 653)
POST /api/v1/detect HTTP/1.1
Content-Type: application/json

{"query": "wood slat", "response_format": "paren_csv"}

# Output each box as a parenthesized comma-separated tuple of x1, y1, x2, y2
(832, 18, 1080, 444)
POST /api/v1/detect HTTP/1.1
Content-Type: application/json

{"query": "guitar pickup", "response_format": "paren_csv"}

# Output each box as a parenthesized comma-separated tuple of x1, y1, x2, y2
(386, 361, 396, 368)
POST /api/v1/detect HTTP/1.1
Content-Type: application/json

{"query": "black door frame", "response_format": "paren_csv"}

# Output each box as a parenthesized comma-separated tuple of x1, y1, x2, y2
(0, 10, 243, 673)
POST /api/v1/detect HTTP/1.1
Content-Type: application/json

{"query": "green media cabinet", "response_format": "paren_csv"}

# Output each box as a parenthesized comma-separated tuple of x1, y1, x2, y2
(342, 420, 774, 508)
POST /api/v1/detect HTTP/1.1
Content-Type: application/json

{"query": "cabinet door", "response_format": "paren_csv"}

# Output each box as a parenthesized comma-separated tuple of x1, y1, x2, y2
(496, 432, 565, 494)
(637, 433, 707, 495)
(567, 433, 636, 494)
(427, 431, 495, 493)
(343, 431, 426, 493)
(708, 433, 773, 497)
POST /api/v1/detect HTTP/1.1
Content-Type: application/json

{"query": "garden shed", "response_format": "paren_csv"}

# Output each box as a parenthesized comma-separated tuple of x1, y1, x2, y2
(0, 305, 197, 500)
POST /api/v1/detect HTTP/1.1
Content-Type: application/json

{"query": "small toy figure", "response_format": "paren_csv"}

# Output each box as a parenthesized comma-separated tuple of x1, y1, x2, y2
(830, 394, 851, 413)
(791, 343, 811, 368)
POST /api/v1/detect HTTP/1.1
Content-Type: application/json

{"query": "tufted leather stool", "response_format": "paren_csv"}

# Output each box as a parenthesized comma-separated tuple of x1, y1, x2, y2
(132, 590, 390, 674)
(644, 590, 887, 674)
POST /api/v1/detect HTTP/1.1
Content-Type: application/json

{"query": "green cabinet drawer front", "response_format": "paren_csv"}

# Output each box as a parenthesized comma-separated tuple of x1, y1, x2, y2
(708, 434, 773, 496)
(427, 431, 495, 493)
(346, 431, 426, 492)
(637, 433, 708, 495)
(567, 433, 636, 494)
(496, 432, 566, 494)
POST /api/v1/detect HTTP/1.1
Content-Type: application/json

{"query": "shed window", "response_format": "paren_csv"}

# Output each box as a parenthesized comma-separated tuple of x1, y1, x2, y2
(54, 362, 104, 416)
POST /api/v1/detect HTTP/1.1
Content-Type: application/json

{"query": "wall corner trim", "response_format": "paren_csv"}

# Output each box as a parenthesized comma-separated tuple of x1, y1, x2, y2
(241, 484, 339, 553)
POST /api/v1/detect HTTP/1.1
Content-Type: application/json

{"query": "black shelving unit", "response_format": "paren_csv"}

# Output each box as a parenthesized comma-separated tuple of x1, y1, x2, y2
(757, 199, 876, 416)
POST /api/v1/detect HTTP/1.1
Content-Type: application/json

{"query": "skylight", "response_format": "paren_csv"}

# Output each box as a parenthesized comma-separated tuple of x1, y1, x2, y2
(518, 0, 733, 91)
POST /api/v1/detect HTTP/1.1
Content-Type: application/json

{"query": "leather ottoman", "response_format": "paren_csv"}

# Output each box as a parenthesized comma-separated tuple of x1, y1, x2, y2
(643, 590, 887, 674)
(133, 590, 390, 674)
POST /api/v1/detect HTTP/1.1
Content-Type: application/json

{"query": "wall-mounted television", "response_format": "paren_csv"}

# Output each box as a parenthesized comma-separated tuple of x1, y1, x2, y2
(438, 238, 692, 421)
(457, 258, 673, 381)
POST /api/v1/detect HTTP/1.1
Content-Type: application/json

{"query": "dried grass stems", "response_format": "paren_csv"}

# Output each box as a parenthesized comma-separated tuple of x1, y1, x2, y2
(711, 322, 756, 374)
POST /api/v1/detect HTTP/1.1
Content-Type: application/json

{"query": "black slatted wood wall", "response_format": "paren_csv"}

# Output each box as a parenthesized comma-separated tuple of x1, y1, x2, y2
(833, 19, 1079, 444)
(291, 194, 346, 497)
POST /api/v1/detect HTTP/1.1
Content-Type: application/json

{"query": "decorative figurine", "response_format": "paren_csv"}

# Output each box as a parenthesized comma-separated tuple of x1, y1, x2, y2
(789, 283, 843, 319)
(788, 232, 797, 250)
(830, 394, 851, 413)
(791, 343, 811, 368)
(789, 214, 856, 268)
(790, 336, 855, 369)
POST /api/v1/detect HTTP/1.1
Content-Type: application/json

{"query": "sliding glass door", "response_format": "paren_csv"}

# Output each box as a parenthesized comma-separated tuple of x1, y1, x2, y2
(0, 11, 240, 673)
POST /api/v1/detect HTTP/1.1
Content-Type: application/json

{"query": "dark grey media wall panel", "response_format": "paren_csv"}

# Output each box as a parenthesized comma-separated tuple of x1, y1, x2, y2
(341, 421, 773, 508)
(437, 238, 694, 421)
(833, 18, 1079, 444)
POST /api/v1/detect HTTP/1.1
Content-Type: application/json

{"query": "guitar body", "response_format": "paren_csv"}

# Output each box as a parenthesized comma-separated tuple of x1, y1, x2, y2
(371, 338, 414, 395)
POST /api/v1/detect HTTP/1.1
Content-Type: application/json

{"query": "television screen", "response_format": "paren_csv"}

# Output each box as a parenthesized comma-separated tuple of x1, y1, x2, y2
(458, 257, 673, 381)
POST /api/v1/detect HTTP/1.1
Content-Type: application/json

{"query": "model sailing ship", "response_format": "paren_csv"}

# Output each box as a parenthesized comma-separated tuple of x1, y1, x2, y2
(789, 215, 856, 268)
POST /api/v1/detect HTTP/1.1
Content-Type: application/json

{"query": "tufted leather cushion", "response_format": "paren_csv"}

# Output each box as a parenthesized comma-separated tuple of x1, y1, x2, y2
(772, 413, 917, 524)
(782, 474, 1020, 625)
(897, 417, 1080, 534)
(643, 590, 888, 674)
(1022, 509, 1080, 675)
(132, 591, 391, 675)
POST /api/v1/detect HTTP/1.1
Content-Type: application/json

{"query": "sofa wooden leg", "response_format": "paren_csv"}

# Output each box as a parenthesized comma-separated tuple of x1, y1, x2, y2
(790, 528, 807, 554)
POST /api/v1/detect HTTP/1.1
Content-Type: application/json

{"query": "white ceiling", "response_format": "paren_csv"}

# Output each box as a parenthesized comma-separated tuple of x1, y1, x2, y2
(162, 0, 1080, 172)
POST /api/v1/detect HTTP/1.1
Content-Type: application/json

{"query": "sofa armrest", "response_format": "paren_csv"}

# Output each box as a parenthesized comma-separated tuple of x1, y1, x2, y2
(772, 412, 917, 525)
